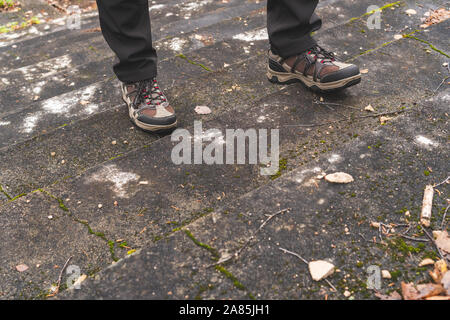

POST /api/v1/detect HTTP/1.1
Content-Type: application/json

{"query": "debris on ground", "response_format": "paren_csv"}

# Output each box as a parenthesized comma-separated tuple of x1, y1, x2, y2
(419, 258, 435, 267)
(364, 104, 375, 112)
(381, 270, 391, 279)
(0, 0, 21, 13)
(434, 231, 450, 259)
(420, 185, 434, 227)
(324, 172, 354, 184)
(379, 116, 392, 124)
(194, 105, 212, 115)
(308, 260, 335, 281)
(15, 264, 28, 272)
(420, 8, 450, 28)
(374, 291, 402, 300)
(47, 0, 97, 13)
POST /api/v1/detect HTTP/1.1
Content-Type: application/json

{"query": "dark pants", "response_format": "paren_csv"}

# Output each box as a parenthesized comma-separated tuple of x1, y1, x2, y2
(96, 0, 321, 83)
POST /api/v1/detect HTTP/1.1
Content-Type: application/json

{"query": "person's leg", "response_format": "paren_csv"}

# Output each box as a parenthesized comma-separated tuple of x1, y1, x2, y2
(96, 0, 176, 132)
(266, 0, 361, 92)
(267, 0, 321, 58)
(96, 0, 157, 83)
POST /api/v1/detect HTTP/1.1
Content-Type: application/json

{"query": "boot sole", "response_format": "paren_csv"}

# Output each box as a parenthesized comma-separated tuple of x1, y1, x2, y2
(267, 66, 361, 93)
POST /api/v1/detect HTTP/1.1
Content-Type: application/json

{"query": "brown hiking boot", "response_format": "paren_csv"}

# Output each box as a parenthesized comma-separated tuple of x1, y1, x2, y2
(121, 78, 177, 132)
(267, 45, 361, 92)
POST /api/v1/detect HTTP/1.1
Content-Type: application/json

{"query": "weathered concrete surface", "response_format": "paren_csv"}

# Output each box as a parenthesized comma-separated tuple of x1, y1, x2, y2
(0, 0, 448, 299)
(62, 89, 449, 299)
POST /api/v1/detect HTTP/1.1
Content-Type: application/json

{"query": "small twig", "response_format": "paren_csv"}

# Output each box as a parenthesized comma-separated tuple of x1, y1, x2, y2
(47, 256, 72, 297)
(209, 208, 291, 266)
(441, 205, 450, 231)
(313, 101, 361, 110)
(396, 234, 430, 242)
(233, 208, 290, 258)
(434, 76, 450, 94)
(279, 247, 337, 292)
(285, 108, 408, 128)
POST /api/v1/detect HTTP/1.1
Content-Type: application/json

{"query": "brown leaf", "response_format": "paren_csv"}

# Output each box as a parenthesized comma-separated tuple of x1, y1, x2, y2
(426, 296, 450, 300)
(374, 291, 402, 300)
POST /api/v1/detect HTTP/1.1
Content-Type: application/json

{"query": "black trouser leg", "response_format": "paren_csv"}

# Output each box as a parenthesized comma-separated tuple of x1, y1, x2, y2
(96, 0, 157, 83)
(267, 0, 322, 58)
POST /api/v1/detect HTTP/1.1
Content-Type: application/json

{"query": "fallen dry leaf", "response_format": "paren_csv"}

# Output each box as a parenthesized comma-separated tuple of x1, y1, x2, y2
(364, 104, 375, 112)
(16, 264, 29, 272)
(308, 260, 335, 281)
(435, 231, 450, 255)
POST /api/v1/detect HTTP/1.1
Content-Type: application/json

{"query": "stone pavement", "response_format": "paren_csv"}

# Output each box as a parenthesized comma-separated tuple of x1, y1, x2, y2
(0, 0, 448, 299)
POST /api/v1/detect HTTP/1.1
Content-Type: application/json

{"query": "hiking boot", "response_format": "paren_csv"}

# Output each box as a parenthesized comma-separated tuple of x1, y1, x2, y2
(121, 78, 177, 132)
(267, 45, 361, 92)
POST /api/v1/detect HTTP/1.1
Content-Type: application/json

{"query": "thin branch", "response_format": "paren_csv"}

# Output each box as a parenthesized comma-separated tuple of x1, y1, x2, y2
(279, 247, 309, 264)
(47, 256, 72, 297)
(313, 101, 361, 110)
(396, 234, 430, 242)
